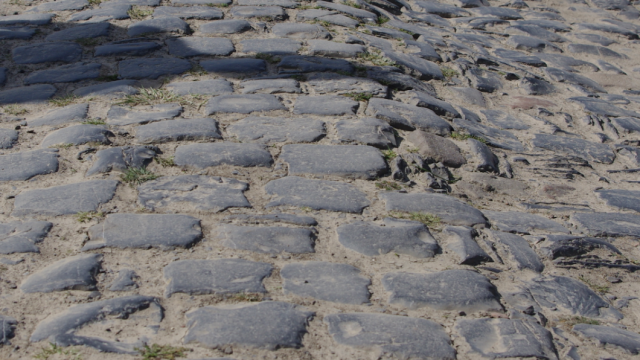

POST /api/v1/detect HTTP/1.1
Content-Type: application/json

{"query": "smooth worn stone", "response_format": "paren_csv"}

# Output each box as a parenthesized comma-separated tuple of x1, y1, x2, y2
(30, 295, 160, 353)
(404, 91, 459, 119)
(467, 68, 503, 93)
(24, 62, 101, 85)
(507, 35, 562, 52)
(154, 6, 223, 18)
(571, 212, 640, 237)
(281, 262, 370, 304)
(455, 318, 557, 359)
(199, 19, 252, 34)
(136, 118, 221, 144)
(0, 149, 58, 181)
(0, 13, 53, 26)
(223, 213, 317, 226)
(240, 38, 301, 55)
(325, 313, 455, 360)
(12, 42, 81, 64)
(380, 192, 488, 227)
(73, 80, 138, 99)
(574, 33, 615, 46)
(335, 117, 396, 149)
(0, 220, 52, 254)
(240, 79, 300, 94)
(317, 13, 360, 27)
(447, 86, 486, 107)
(164, 259, 272, 297)
(539, 235, 621, 260)
(509, 96, 556, 110)
(308, 40, 364, 58)
(200, 58, 266, 74)
(265, 176, 369, 213)
(174, 143, 273, 168)
(382, 270, 502, 312)
(316, 0, 376, 21)
(218, 225, 315, 254)
(118, 58, 191, 79)
(20, 254, 101, 293)
(0, 315, 16, 345)
(293, 95, 358, 116)
(0, 27, 35, 40)
(366, 98, 451, 134)
(296, 9, 335, 21)
(466, 138, 499, 173)
(405, 40, 442, 62)
(173, 0, 230, 4)
(68, 3, 131, 22)
(567, 43, 627, 59)
(85, 146, 157, 176)
(226, 116, 325, 144)
(184, 302, 313, 350)
(407, 131, 465, 168)
(41, 125, 113, 148)
(30, 103, 88, 127)
(138, 175, 250, 212)
(598, 59, 626, 74)
(544, 67, 606, 93)
(166, 79, 233, 96)
(573, 324, 640, 354)
(280, 144, 387, 180)
(577, 22, 638, 39)
(109, 269, 138, 291)
(453, 118, 524, 151)
(229, 5, 285, 20)
(537, 53, 598, 72)
(519, 76, 555, 95)
(12, 180, 118, 217)
(484, 210, 569, 234)
(518, 19, 571, 32)
(337, 218, 439, 258)
(205, 94, 285, 114)
(127, 17, 188, 36)
(107, 103, 182, 126)
(480, 109, 530, 130)
(488, 230, 544, 272)
(494, 48, 548, 67)
(95, 41, 162, 56)
(277, 55, 354, 74)
(83, 214, 202, 250)
(442, 226, 492, 265)
(415, 0, 470, 17)
(167, 37, 234, 57)
(45, 23, 109, 42)
(569, 96, 640, 117)
(238, 0, 296, 6)
(470, 5, 522, 19)
(597, 189, 640, 212)
(532, 134, 615, 164)
(306, 73, 387, 96)
(27, 0, 88, 12)
(272, 23, 330, 39)
(384, 51, 444, 81)
(505, 24, 567, 43)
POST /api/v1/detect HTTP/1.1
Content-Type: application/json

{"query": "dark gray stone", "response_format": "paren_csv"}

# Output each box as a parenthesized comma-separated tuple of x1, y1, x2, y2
(316, 0, 376, 21)
(109, 269, 138, 291)
(138, 175, 250, 212)
(447, 86, 486, 107)
(45, 23, 109, 42)
(30, 103, 88, 127)
(83, 214, 202, 250)
(13, 42, 82, 64)
(404, 10, 452, 27)
(266, 176, 369, 213)
(519, 76, 555, 95)
(154, 6, 223, 18)
(519, 19, 571, 32)
(184, 302, 313, 350)
(308, 40, 365, 58)
(306, 73, 387, 96)
(73, 80, 138, 99)
(240, 79, 300, 94)
(598, 59, 625, 74)
(337, 218, 439, 257)
(591, 0, 629, 9)
(127, 17, 188, 36)
(12, 180, 118, 217)
(68, 3, 131, 22)
(366, 25, 413, 42)
(206, 94, 285, 114)
(0, 315, 16, 345)
(544, 67, 606, 93)
(24, 63, 101, 85)
(480, 109, 530, 130)
(166, 79, 232, 96)
(574, 324, 640, 354)
(366, 98, 452, 134)
(218, 225, 315, 254)
(325, 313, 455, 360)
(489, 231, 544, 272)
(470, 6, 522, 19)
(41, 125, 114, 148)
(507, 35, 563, 52)
(0, 27, 35, 40)
(164, 259, 272, 297)
(484, 210, 569, 234)
(293, 95, 358, 116)
(380, 192, 488, 226)
(537, 53, 598, 72)
(199, 19, 252, 34)
(597, 189, 640, 212)
(272, 23, 330, 39)
(415, 0, 470, 17)
(409, 130, 465, 167)
(384, 51, 444, 81)
(277, 55, 354, 74)
(532, 134, 615, 164)
(0, 220, 52, 254)
(455, 318, 557, 359)
(571, 212, 640, 237)
(382, 270, 502, 312)
(223, 213, 317, 226)
(453, 118, 524, 151)
(505, 24, 567, 43)
(136, 118, 221, 144)
(317, 14, 360, 27)
(167, 37, 234, 57)
(442, 226, 492, 265)
(569, 97, 640, 117)
(568, 43, 627, 59)
(467, 138, 499, 173)
(574, 33, 615, 46)
(226, 116, 325, 144)
(238, 0, 296, 6)
(20, 254, 101, 293)
(539, 235, 620, 260)
(174, 143, 273, 168)
(336, 117, 396, 149)
(296, 9, 335, 21)
(27, 0, 88, 12)
(174, 0, 230, 4)
(118, 58, 192, 79)
(230, 5, 285, 20)
(404, 91, 459, 119)
(240, 38, 301, 55)
(0, 13, 53, 26)
(577, 22, 638, 39)
(200, 58, 266, 74)
(0, 149, 58, 181)
(494, 48, 548, 67)
(30, 295, 160, 354)
(404, 40, 442, 62)
(107, 103, 182, 126)
(467, 68, 503, 93)
(85, 146, 158, 176)
(95, 42, 161, 57)
(281, 262, 369, 304)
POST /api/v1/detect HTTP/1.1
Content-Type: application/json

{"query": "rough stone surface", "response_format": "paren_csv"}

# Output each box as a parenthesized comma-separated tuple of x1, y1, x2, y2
(29, 103, 88, 127)
(366, 98, 452, 134)
(0, 315, 16, 345)
(167, 37, 234, 57)
(174, 143, 273, 168)
(442, 226, 492, 265)
(118, 58, 192, 79)
(20, 254, 101, 293)
(407, 131, 466, 167)
(0, 149, 58, 181)
(488, 230, 544, 272)
(293, 95, 358, 116)
(281, 262, 370, 304)
(85, 146, 157, 176)
(165, 79, 233, 96)
(483, 211, 570, 234)
(572, 212, 640, 237)
(596, 189, 640, 212)
(532, 134, 615, 164)
(335, 117, 396, 149)
(205, 94, 285, 114)
(12, 42, 81, 64)
(127, 17, 188, 37)
(226, 116, 325, 144)
(72, 80, 138, 99)
(41, 125, 114, 147)
(573, 324, 640, 354)
(0, 220, 52, 254)
(136, 118, 221, 144)
(24, 63, 101, 85)
(218, 225, 315, 254)
(380, 192, 488, 226)
(107, 103, 182, 126)
(0, 129, 18, 149)
(109, 269, 138, 291)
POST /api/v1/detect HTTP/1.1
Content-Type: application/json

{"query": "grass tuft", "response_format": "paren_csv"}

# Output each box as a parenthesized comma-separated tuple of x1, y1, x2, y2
(343, 0, 362, 8)
(559, 316, 601, 328)
(390, 211, 441, 227)
(128, 6, 153, 19)
(440, 66, 459, 79)
(2, 104, 27, 115)
(358, 49, 396, 67)
(121, 167, 159, 187)
(229, 292, 263, 302)
(136, 344, 187, 360)
(206, 2, 228, 6)
(117, 88, 181, 106)
(82, 118, 106, 125)
(376, 16, 389, 25)
(342, 92, 373, 102)
(375, 180, 401, 191)
(88, 0, 101, 5)
(450, 131, 487, 144)
(155, 156, 175, 167)
(381, 149, 397, 161)
(34, 343, 81, 360)
(75, 211, 104, 223)
(50, 143, 74, 149)
(49, 94, 78, 107)
(579, 276, 610, 293)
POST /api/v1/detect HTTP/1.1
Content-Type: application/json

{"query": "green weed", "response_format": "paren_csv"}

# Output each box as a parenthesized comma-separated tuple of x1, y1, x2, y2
(579, 276, 610, 293)
(390, 211, 441, 227)
(75, 211, 104, 223)
(450, 132, 487, 144)
(342, 92, 373, 102)
(343, 0, 362, 8)
(3, 104, 27, 115)
(128, 6, 153, 19)
(440, 66, 459, 79)
(358, 49, 396, 67)
(206, 2, 228, 6)
(155, 156, 175, 167)
(121, 167, 159, 186)
(75, 37, 100, 47)
(136, 344, 186, 360)
(117, 88, 181, 106)
(49, 94, 78, 107)
(96, 74, 119, 82)
(82, 118, 106, 125)
(376, 16, 389, 25)
(381, 149, 397, 161)
(34, 343, 81, 360)
(375, 180, 401, 191)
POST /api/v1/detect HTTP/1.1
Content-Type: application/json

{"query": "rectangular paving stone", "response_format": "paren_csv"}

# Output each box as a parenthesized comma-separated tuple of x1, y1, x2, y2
(240, 38, 301, 55)
(218, 225, 316, 254)
(135, 118, 221, 144)
(167, 37, 234, 57)
(13, 42, 82, 64)
(281, 262, 370, 304)
(205, 94, 286, 114)
(0, 220, 52, 254)
(174, 142, 273, 168)
(165, 79, 233, 96)
(293, 95, 358, 115)
(226, 116, 325, 144)
(0, 149, 58, 181)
